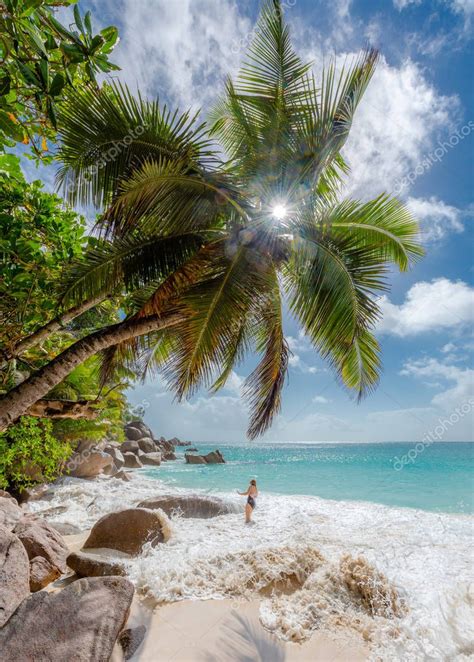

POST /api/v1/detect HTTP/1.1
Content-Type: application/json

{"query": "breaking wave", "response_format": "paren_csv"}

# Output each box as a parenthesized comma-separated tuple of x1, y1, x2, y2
(30, 472, 474, 660)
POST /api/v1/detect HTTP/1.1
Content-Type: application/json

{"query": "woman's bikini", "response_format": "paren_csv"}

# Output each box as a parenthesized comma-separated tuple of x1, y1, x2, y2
(247, 492, 257, 509)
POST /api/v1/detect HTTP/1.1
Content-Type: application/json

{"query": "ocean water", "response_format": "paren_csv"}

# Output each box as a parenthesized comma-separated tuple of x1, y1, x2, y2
(145, 442, 474, 514)
(30, 441, 474, 661)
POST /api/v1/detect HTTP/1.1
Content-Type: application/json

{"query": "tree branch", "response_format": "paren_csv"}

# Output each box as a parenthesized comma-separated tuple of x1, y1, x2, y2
(26, 399, 100, 420)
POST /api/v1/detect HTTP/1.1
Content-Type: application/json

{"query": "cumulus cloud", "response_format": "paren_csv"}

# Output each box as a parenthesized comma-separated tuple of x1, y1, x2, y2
(401, 357, 474, 411)
(288, 354, 319, 374)
(406, 196, 464, 242)
(377, 278, 474, 336)
(342, 57, 459, 198)
(222, 371, 244, 396)
(90, 0, 250, 111)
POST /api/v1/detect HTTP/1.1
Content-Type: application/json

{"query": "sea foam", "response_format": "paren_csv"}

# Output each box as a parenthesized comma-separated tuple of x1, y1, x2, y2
(30, 472, 474, 661)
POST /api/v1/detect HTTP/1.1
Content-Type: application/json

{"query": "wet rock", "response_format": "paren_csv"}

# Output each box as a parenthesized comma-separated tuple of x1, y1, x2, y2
(0, 526, 30, 627)
(104, 446, 125, 470)
(0, 496, 23, 531)
(137, 495, 237, 518)
(185, 453, 206, 465)
(203, 450, 225, 464)
(169, 438, 191, 447)
(187, 447, 198, 452)
(67, 551, 126, 577)
(50, 522, 81, 536)
(156, 438, 174, 453)
(0, 490, 17, 504)
(162, 451, 177, 461)
(121, 440, 140, 454)
(137, 437, 155, 453)
(0, 576, 134, 661)
(14, 515, 68, 573)
(102, 462, 118, 477)
(17, 483, 52, 503)
(123, 452, 143, 469)
(119, 624, 147, 659)
(29, 556, 60, 592)
(140, 452, 162, 466)
(83, 508, 168, 555)
(114, 471, 132, 482)
(67, 450, 113, 478)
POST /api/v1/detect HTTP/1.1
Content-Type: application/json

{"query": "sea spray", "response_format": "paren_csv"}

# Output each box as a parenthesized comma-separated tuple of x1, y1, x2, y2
(29, 472, 474, 661)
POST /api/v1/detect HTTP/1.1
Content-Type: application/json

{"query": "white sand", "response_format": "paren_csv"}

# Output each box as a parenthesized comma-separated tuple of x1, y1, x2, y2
(64, 531, 368, 661)
(120, 596, 369, 662)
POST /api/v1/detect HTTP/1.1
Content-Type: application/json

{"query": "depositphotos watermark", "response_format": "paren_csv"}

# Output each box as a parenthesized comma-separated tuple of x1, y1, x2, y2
(392, 397, 474, 471)
(393, 120, 474, 195)
(64, 123, 148, 197)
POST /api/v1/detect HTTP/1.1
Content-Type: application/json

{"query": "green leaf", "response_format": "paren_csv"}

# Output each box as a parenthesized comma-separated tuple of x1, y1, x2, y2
(84, 11, 92, 37)
(73, 5, 85, 35)
(89, 34, 105, 54)
(60, 42, 85, 63)
(49, 72, 65, 97)
(0, 110, 24, 141)
(100, 26, 119, 53)
(0, 153, 22, 178)
(17, 62, 40, 86)
(0, 75, 11, 96)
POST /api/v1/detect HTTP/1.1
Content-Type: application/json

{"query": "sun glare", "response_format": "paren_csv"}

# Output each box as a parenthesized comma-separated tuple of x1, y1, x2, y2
(272, 204, 287, 220)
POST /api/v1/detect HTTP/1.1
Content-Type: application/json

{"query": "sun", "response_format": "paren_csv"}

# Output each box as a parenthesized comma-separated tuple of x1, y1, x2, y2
(271, 204, 288, 220)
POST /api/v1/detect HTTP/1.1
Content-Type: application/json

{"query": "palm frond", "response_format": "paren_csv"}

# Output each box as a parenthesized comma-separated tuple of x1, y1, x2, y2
(243, 266, 289, 438)
(162, 242, 272, 400)
(102, 158, 248, 237)
(61, 232, 204, 306)
(321, 195, 424, 270)
(285, 206, 389, 398)
(56, 81, 214, 209)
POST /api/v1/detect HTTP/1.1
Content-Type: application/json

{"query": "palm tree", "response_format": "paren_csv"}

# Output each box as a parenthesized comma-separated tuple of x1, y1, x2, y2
(0, 0, 423, 434)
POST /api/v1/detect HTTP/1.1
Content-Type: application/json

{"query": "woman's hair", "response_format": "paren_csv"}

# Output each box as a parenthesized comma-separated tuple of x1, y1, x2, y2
(250, 479, 257, 486)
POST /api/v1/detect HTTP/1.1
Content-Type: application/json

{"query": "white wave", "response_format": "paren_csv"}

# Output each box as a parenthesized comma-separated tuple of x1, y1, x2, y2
(29, 472, 474, 661)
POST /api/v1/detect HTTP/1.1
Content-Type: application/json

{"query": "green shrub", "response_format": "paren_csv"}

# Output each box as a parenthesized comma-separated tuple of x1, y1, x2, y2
(0, 417, 71, 490)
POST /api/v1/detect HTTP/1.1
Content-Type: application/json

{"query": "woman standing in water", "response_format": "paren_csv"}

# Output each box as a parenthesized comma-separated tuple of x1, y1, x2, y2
(237, 479, 258, 523)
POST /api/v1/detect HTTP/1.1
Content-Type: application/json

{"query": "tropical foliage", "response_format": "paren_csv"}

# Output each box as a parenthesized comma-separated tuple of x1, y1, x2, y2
(0, 0, 423, 437)
(0, 0, 119, 158)
(0, 155, 87, 360)
(0, 416, 71, 491)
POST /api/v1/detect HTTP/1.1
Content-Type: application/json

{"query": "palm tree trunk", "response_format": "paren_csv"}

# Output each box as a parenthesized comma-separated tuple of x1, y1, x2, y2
(5, 294, 107, 360)
(0, 312, 182, 432)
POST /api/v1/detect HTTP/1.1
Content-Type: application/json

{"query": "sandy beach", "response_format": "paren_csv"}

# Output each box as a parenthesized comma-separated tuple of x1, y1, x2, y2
(61, 528, 368, 661)
(25, 467, 470, 662)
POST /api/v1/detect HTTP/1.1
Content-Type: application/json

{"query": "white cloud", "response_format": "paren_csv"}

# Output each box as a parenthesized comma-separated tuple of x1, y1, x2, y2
(286, 332, 313, 354)
(401, 356, 474, 411)
(452, 0, 474, 16)
(288, 354, 319, 374)
(342, 57, 460, 198)
(312, 395, 331, 404)
(93, 0, 250, 111)
(393, 0, 421, 8)
(441, 342, 457, 354)
(377, 278, 474, 336)
(406, 196, 464, 242)
(222, 371, 244, 396)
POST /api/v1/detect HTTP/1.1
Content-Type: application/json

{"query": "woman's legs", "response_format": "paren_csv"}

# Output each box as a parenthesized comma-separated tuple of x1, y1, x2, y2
(245, 503, 252, 523)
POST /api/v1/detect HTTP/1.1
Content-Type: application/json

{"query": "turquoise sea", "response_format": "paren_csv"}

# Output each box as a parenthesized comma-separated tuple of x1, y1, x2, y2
(145, 441, 474, 514)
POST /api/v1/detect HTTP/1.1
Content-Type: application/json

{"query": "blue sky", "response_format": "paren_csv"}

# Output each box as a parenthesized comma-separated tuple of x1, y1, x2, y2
(27, 0, 474, 442)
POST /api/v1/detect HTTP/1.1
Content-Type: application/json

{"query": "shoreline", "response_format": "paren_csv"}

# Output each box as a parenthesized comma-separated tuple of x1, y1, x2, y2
(60, 523, 371, 661)
(28, 470, 473, 661)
